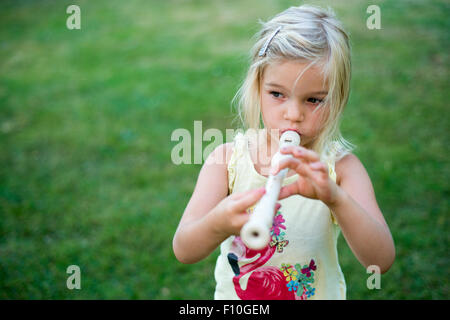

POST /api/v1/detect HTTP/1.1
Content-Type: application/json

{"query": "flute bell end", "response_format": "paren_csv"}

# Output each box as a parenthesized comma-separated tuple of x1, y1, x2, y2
(240, 221, 271, 250)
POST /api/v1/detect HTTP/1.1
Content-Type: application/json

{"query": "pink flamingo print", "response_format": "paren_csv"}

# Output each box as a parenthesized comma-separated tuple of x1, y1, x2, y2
(227, 236, 298, 300)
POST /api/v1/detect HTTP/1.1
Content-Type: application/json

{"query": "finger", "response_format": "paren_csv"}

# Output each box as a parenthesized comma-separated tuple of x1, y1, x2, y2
(278, 145, 296, 155)
(230, 186, 264, 200)
(306, 161, 329, 183)
(232, 187, 266, 212)
(233, 212, 251, 233)
(281, 146, 320, 163)
(309, 162, 330, 186)
(298, 160, 322, 181)
(276, 157, 318, 185)
(299, 162, 331, 193)
(278, 183, 299, 200)
(270, 156, 304, 175)
(310, 161, 327, 173)
(274, 202, 281, 212)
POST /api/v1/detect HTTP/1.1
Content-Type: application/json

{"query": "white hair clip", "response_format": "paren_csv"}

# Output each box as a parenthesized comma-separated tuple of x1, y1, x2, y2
(258, 26, 282, 57)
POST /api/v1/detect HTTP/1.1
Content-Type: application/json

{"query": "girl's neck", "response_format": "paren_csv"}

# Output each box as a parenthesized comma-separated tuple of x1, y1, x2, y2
(247, 128, 291, 177)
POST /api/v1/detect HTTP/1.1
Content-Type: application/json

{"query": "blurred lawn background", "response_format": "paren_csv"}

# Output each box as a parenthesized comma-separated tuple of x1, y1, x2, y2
(0, 0, 448, 299)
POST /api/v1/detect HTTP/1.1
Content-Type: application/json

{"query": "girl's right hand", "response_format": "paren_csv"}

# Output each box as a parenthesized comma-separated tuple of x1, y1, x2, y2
(211, 187, 266, 237)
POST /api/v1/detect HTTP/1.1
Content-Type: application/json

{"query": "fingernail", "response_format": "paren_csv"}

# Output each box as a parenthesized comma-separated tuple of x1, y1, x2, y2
(310, 162, 320, 169)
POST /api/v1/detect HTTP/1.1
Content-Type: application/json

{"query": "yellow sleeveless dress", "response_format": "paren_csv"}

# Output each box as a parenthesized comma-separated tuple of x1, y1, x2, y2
(214, 132, 346, 300)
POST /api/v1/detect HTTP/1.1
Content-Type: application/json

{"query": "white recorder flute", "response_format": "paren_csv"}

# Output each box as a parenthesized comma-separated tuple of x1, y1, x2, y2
(240, 130, 301, 250)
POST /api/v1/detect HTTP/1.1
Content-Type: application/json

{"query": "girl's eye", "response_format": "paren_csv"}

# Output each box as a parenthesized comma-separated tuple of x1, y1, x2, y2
(307, 97, 323, 104)
(270, 91, 284, 99)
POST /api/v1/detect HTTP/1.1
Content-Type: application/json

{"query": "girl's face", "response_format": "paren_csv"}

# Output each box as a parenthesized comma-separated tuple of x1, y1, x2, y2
(260, 60, 329, 148)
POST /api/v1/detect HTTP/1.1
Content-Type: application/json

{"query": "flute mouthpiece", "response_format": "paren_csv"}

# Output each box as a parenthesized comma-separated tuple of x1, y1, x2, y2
(280, 131, 301, 147)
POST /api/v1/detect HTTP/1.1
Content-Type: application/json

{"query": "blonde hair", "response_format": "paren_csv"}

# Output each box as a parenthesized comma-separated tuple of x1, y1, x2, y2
(232, 4, 355, 161)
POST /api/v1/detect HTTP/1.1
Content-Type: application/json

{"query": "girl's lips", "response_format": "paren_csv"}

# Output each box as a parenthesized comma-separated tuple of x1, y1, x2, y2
(281, 129, 301, 136)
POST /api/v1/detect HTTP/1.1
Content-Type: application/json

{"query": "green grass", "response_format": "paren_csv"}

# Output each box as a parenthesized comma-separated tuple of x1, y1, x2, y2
(0, 0, 448, 299)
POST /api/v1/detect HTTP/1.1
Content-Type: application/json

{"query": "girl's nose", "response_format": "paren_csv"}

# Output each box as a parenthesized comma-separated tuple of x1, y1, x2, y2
(284, 100, 304, 122)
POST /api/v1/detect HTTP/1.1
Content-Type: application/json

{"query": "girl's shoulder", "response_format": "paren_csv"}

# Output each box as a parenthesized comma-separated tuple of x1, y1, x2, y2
(204, 142, 234, 168)
(206, 131, 250, 168)
(335, 152, 364, 186)
(334, 152, 386, 229)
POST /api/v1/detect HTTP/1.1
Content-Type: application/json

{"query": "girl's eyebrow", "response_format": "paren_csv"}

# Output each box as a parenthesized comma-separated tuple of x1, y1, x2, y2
(265, 82, 328, 95)
(308, 90, 328, 95)
(264, 82, 287, 90)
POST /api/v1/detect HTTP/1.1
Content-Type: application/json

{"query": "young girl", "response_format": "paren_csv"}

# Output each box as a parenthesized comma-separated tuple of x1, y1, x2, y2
(173, 5, 395, 300)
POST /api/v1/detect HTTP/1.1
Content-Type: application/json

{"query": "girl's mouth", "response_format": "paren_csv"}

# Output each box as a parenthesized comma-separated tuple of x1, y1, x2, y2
(281, 128, 301, 137)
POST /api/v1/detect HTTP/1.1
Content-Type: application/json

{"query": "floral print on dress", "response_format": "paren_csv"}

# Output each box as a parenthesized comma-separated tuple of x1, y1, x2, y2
(269, 211, 289, 253)
(279, 259, 317, 300)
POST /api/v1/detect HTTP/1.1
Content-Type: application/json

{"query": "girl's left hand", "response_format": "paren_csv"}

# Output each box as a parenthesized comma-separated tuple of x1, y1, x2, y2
(271, 145, 340, 206)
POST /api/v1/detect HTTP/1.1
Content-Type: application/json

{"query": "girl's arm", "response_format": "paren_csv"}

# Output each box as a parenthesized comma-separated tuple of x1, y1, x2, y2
(173, 143, 266, 264)
(330, 154, 395, 274)
(275, 147, 395, 273)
